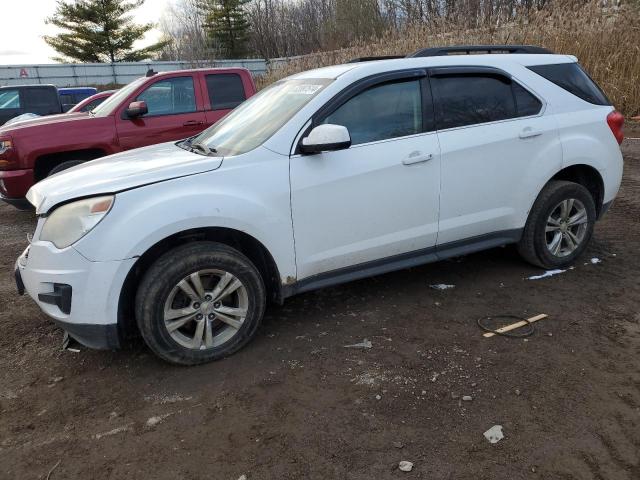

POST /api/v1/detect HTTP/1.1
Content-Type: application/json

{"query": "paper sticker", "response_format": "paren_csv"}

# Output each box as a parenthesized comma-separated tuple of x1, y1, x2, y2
(288, 84, 323, 95)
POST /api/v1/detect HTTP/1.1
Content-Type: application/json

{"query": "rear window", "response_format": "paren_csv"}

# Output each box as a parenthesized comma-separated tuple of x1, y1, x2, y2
(205, 73, 246, 110)
(528, 63, 610, 105)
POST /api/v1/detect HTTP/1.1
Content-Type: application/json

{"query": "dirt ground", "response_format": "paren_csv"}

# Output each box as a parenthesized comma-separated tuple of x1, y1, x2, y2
(1, 129, 639, 480)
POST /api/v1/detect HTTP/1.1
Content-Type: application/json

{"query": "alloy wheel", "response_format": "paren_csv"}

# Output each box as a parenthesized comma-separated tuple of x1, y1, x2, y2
(545, 198, 589, 257)
(163, 269, 248, 350)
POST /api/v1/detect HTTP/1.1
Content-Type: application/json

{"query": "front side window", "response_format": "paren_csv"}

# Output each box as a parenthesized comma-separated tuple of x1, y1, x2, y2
(191, 78, 332, 157)
(136, 77, 196, 116)
(206, 73, 246, 110)
(0, 90, 20, 109)
(323, 79, 423, 145)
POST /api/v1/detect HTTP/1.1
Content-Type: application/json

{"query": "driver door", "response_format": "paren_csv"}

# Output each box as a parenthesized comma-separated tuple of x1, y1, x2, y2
(290, 72, 441, 281)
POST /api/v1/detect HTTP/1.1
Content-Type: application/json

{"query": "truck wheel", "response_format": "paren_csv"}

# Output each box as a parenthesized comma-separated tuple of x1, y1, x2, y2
(135, 241, 266, 366)
(48, 160, 85, 176)
(518, 180, 596, 269)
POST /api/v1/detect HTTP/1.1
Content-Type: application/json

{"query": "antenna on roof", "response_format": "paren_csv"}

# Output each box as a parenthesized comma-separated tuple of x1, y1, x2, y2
(146, 68, 157, 77)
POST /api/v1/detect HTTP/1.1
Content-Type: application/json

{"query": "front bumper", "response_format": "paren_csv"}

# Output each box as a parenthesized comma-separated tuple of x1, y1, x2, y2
(0, 169, 34, 208)
(15, 241, 136, 350)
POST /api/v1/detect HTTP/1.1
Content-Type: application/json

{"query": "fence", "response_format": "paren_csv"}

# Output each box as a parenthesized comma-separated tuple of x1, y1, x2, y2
(0, 58, 293, 87)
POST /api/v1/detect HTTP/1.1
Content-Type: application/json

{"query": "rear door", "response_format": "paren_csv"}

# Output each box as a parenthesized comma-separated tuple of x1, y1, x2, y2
(431, 67, 562, 246)
(116, 75, 207, 150)
(202, 72, 248, 126)
(290, 71, 442, 280)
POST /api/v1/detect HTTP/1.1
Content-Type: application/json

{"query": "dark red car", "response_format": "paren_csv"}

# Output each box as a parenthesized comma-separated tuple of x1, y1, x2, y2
(68, 90, 115, 113)
(0, 68, 256, 208)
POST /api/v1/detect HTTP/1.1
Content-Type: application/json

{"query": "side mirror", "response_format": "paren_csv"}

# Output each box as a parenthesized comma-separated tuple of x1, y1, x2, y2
(125, 100, 148, 118)
(300, 124, 351, 154)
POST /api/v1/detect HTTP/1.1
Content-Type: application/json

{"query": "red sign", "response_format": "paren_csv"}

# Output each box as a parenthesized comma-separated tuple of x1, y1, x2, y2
(19, 68, 28, 78)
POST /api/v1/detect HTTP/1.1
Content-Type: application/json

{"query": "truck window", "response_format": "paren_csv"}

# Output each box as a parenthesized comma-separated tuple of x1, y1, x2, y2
(136, 77, 197, 116)
(0, 90, 21, 109)
(205, 73, 246, 110)
(23, 88, 59, 114)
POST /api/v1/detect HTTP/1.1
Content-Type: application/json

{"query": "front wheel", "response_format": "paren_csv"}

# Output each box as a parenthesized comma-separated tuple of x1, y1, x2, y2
(135, 242, 266, 365)
(518, 180, 596, 269)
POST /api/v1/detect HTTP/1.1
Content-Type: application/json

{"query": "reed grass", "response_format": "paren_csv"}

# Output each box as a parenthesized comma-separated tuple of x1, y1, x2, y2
(258, 1, 640, 116)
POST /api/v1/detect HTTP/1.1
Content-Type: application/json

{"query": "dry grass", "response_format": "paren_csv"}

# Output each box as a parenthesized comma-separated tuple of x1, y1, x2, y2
(258, 1, 640, 116)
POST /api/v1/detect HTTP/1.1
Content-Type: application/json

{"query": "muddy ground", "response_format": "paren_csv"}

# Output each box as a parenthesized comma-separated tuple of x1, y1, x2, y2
(1, 129, 639, 480)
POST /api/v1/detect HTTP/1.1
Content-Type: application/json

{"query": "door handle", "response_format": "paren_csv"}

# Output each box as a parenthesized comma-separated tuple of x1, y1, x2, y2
(183, 120, 204, 126)
(402, 152, 433, 166)
(519, 128, 543, 139)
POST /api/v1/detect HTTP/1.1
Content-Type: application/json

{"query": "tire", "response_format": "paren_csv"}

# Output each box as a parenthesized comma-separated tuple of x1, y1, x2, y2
(135, 241, 266, 365)
(518, 180, 596, 269)
(48, 160, 85, 176)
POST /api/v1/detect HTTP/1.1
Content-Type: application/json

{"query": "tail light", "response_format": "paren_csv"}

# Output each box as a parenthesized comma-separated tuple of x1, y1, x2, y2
(606, 110, 624, 145)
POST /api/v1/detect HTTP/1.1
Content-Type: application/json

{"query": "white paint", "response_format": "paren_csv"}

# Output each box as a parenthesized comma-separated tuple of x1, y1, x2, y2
(17, 54, 623, 348)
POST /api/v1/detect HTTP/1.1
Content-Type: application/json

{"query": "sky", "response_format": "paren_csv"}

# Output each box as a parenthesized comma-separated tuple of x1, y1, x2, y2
(0, 0, 170, 65)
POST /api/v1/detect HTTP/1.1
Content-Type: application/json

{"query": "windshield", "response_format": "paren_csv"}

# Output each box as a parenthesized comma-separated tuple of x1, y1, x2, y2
(191, 78, 333, 156)
(91, 77, 146, 116)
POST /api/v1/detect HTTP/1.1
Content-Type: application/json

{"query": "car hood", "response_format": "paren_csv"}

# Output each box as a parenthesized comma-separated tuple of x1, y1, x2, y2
(0, 112, 89, 132)
(27, 142, 223, 214)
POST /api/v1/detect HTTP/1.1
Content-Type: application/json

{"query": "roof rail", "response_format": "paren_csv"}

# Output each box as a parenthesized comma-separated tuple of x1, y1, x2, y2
(407, 45, 553, 58)
(348, 55, 404, 63)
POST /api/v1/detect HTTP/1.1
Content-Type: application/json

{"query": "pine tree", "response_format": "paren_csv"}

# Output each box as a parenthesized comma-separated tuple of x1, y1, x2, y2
(200, 0, 250, 58)
(44, 0, 169, 63)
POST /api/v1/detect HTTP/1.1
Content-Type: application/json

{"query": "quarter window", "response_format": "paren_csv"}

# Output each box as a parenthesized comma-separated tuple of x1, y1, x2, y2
(513, 82, 542, 117)
(528, 63, 610, 106)
(136, 77, 196, 116)
(432, 74, 542, 130)
(205, 73, 246, 110)
(323, 79, 423, 146)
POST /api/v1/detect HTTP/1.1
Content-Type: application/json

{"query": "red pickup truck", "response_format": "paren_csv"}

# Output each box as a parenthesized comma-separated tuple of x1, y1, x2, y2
(0, 68, 256, 208)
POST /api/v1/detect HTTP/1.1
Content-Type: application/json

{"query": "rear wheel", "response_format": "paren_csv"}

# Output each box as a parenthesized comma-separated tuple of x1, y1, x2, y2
(135, 242, 266, 365)
(518, 180, 596, 269)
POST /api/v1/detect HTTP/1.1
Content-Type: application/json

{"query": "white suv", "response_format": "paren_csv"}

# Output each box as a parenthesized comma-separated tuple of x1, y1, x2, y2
(15, 46, 624, 365)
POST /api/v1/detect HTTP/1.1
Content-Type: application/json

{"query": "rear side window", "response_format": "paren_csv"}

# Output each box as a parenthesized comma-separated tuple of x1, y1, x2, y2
(528, 63, 610, 105)
(24, 88, 59, 114)
(205, 73, 246, 110)
(432, 74, 542, 129)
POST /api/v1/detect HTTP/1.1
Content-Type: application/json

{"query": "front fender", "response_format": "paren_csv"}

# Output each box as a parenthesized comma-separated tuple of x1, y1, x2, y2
(74, 155, 296, 283)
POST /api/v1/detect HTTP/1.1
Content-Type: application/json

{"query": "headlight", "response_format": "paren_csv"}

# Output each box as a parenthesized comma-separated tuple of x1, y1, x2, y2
(0, 139, 12, 155)
(40, 195, 114, 249)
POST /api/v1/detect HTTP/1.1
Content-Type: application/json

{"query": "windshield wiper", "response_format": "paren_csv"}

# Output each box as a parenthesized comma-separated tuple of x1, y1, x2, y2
(190, 141, 217, 156)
